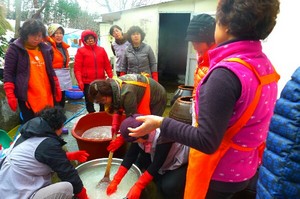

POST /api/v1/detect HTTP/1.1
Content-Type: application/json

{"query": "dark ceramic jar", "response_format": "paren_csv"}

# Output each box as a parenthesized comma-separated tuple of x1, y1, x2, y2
(170, 85, 194, 106)
(169, 96, 192, 124)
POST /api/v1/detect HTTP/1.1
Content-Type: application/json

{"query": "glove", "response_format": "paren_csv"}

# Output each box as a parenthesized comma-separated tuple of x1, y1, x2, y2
(111, 113, 122, 137)
(120, 72, 126, 76)
(78, 81, 84, 91)
(66, 150, 89, 163)
(126, 171, 153, 199)
(107, 135, 125, 152)
(53, 76, 62, 102)
(4, 82, 18, 112)
(106, 165, 128, 195)
(75, 187, 89, 199)
(151, 72, 158, 82)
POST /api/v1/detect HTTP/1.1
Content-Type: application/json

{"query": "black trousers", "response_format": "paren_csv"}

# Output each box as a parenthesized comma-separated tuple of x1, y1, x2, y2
(155, 164, 188, 199)
(54, 91, 65, 108)
(18, 100, 35, 124)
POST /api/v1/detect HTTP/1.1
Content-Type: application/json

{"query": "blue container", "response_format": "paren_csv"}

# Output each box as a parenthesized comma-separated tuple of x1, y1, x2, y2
(65, 86, 84, 100)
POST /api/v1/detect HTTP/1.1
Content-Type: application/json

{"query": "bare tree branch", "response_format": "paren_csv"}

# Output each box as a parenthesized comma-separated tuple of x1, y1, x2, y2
(95, 0, 111, 12)
(14, 0, 21, 38)
(92, 0, 161, 13)
(31, 0, 50, 19)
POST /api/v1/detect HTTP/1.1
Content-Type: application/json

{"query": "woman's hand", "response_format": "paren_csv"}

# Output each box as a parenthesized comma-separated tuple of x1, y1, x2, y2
(128, 115, 163, 137)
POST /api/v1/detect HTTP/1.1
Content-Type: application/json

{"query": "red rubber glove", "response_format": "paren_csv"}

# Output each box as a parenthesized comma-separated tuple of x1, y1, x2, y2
(4, 82, 18, 112)
(120, 72, 126, 76)
(53, 76, 62, 102)
(126, 171, 153, 199)
(66, 150, 89, 163)
(106, 165, 128, 195)
(151, 72, 158, 82)
(107, 135, 125, 152)
(111, 113, 121, 137)
(75, 187, 89, 199)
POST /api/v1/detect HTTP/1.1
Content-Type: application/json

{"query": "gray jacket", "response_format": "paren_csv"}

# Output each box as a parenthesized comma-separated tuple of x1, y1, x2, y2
(120, 42, 157, 75)
(0, 118, 83, 199)
(112, 40, 130, 72)
(0, 137, 50, 199)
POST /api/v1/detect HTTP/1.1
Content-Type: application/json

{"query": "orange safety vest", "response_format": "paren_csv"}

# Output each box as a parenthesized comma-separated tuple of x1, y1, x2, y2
(46, 36, 70, 69)
(113, 74, 151, 115)
(192, 44, 217, 98)
(184, 58, 280, 199)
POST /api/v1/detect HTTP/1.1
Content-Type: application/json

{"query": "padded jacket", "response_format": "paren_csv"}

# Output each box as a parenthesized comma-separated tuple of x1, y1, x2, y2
(256, 67, 300, 199)
(0, 117, 84, 198)
(3, 38, 57, 101)
(74, 29, 113, 84)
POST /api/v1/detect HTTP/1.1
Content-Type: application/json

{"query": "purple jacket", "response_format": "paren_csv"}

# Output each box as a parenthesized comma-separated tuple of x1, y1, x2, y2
(3, 38, 56, 101)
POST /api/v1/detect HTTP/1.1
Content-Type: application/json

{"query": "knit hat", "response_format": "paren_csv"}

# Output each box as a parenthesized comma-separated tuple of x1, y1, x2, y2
(120, 114, 146, 142)
(48, 23, 64, 36)
(186, 14, 215, 43)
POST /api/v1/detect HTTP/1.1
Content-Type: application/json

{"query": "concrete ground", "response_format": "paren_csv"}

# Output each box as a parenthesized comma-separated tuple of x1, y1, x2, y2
(60, 99, 86, 152)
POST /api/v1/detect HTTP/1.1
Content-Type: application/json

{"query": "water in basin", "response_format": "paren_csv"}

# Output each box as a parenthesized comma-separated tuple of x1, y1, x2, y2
(81, 126, 112, 139)
(79, 164, 139, 199)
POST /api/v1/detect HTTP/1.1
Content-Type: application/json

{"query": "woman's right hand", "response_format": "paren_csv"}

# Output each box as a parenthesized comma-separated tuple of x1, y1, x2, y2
(128, 115, 163, 138)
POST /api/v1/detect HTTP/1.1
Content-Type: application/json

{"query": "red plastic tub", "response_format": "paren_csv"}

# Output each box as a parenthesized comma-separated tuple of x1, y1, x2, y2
(72, 112, 127, 161)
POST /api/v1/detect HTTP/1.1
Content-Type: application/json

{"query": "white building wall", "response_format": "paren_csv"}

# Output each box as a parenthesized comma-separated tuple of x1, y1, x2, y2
(262, 0, 300, 95)
(118, 6, 160, 56)
(100, 0, 217, 81)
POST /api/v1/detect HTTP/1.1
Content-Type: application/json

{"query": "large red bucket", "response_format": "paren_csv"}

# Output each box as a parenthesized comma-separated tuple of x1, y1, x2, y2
(72, 112, 127, 161)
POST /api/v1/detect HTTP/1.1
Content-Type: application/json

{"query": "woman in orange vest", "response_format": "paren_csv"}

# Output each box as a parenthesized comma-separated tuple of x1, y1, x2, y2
(185, 14, 216, 99)
(128, 0, 280, 198)
(45, 23, 71, 108)
(185, 14, 217, 127)
(3, 18, 61, 123)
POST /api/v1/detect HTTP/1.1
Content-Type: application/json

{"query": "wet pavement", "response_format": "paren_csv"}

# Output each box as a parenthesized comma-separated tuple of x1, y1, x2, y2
(61, 99, 89, 152)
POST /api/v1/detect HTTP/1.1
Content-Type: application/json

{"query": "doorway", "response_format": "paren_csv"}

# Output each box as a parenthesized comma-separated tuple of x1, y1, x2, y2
(157, 13, 191, 90)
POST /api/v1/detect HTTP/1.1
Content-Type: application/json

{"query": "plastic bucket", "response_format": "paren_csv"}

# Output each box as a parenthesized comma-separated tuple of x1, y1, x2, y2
(72, 112, 127, 161)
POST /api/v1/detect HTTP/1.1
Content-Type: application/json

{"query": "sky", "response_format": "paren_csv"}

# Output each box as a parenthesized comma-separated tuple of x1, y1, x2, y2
(0, 0, 173, 15)
(77, 0, 172, 14)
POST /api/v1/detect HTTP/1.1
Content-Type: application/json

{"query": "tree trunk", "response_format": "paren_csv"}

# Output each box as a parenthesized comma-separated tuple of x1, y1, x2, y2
(14, 0, 21, 38)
